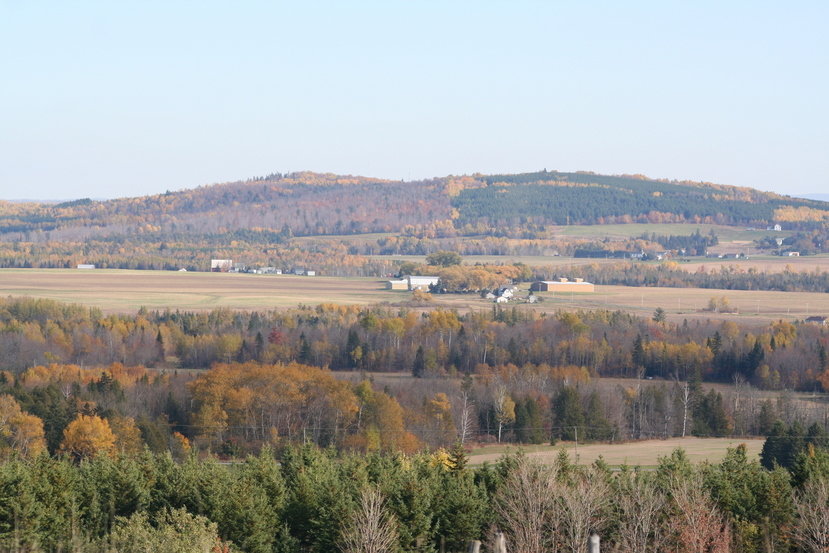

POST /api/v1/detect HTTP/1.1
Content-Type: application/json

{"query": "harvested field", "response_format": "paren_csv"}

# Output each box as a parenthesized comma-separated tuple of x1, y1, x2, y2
(469, 437, 765, 467)
(529, 284, 829, 323)
(0, 269, 392, 313)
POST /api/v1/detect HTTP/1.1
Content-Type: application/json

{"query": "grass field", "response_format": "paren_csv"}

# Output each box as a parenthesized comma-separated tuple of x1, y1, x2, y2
(676, 254, 829, 274)
(468, 437, 764, 467)
(554, 223, 794, 243)
(1, 269, 826, 322)
(366, 254, 618, 267)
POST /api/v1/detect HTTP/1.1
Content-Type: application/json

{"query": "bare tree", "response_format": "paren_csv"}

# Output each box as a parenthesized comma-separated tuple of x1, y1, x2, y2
(670, 473, 731, 553)
(560, 470, 610, 553)
(794, 476, 829, 553)
(679, 381, 691, 437)
(494, 457, 560, 553)
(493, 385, 515, 443)
(457, 391, 475, 445)
(339, 487, 399, 553)
(613, 474, 667, 553)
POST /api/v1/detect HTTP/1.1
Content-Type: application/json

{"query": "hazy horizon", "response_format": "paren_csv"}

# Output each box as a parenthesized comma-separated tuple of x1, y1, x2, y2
(2, 1, 827, 201)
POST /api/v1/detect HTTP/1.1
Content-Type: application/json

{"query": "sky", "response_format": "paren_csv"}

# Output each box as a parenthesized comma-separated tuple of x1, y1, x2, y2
(1, 1, 827, 200)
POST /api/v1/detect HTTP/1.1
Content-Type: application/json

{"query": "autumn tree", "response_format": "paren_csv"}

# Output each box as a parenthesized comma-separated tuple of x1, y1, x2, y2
(59, 414, 116, 460)
(0, 395, 46, 459)
(425, 251, 463, 267)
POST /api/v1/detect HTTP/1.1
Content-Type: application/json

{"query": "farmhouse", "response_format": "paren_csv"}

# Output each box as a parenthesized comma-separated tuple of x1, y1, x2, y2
(531, 278, 595, 293)
(386, 279, 409, 291)
(406, 275, 440, 291)
(210, 259, 233, 272)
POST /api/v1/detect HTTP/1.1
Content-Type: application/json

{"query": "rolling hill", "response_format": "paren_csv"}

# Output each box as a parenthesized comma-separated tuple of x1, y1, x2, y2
(1, 170, 827, 247)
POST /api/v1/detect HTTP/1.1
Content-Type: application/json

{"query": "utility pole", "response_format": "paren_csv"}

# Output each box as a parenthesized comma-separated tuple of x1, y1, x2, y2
(574, 426, 579, 461)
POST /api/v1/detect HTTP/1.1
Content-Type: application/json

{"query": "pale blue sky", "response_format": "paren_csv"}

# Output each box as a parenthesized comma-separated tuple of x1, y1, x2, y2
(1, 1, 827, 200)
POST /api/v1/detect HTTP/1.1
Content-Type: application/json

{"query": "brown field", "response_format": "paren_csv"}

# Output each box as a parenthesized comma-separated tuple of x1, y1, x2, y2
(468, 437, 765, 467)
(526, 284, 829, 324)
(1, 269, 826, 322)
(0, 269, 392, 312)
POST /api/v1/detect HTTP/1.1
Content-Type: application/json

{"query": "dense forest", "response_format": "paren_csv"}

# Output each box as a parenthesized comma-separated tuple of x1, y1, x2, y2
(4, 435, 829, 552)
(2, 296, 828, 463)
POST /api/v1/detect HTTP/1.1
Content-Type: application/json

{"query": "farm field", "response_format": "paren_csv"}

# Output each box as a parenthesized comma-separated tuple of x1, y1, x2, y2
(468, 437, 765, 467)
(366, 254, 618, 267)
(1, 269, 826, 322)
(525, 284, 829, 324)
(0, 269, 391, 312)
(676, 254, 829, 274)
(553, 223, 794, 242)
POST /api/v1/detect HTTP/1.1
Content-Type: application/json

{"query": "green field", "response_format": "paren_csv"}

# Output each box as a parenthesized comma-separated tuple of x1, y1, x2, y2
(555, 223, 795, 242)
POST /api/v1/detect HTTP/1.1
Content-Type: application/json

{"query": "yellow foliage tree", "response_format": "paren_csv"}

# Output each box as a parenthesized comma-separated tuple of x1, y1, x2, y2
(60, 414, 117, 460)
(109, 415, 144, 455)
(0, 394, 46, 459)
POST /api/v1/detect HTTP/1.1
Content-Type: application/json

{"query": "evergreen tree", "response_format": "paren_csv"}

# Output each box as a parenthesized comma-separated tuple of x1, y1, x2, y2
(412, 346, 426, 379)
(552, 386, 585, 441)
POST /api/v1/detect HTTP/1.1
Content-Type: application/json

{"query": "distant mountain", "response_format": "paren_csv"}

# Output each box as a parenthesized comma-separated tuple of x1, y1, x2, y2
(2, 170, 828, 242)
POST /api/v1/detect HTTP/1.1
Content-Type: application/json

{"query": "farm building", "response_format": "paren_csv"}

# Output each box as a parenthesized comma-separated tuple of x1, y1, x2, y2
(76, 264, 95, 270)
(406, 275, 440, 291)
(386, 279, 409, 291)
(211, 259, 233, 272)
(531, 278, 595, 293)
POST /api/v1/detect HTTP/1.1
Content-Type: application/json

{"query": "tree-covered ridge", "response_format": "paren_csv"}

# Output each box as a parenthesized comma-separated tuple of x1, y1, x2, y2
(3, 170, 829, 246)
(0, 172, 451, 241)
(454, 170, 829, 227)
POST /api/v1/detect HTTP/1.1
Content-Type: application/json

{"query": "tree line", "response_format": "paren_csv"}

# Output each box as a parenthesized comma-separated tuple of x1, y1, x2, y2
(3, 442, 829, 552)
(2, 297, 829, 458)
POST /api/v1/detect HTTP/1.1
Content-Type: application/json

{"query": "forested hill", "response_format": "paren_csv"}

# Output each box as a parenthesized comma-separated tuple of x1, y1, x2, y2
(2, 170, 829, 241)
(451, 170, 829, 228)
